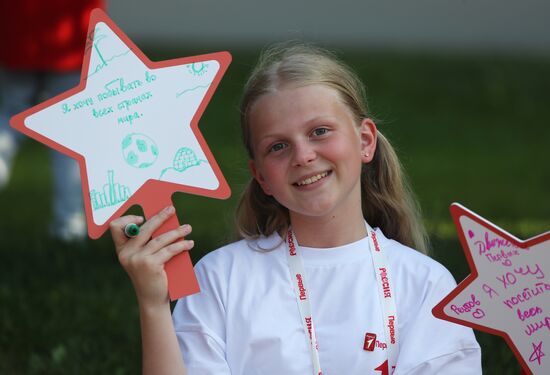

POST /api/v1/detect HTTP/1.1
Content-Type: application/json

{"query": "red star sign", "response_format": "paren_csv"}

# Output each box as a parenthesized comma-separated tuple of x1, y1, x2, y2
(433, 203, 550, 375)
(10, 9, 231, 299)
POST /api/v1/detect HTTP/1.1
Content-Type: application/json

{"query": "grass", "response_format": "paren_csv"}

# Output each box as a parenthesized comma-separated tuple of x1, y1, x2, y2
(1, 47, 549, 373)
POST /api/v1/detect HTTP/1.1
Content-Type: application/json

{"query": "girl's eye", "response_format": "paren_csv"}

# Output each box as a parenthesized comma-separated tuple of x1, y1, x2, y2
(312, 127, 329, 137)
(269, 143, 286, 153)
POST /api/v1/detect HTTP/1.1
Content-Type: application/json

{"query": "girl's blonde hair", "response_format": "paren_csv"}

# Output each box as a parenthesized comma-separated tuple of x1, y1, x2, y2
(235, 43, 430, 254)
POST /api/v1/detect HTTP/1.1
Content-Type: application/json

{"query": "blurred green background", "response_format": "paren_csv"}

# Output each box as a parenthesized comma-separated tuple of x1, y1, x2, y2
(1, 47, 549, 374)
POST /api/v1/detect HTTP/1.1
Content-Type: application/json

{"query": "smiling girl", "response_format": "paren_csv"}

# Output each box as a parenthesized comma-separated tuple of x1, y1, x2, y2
(110, 44, 482, 374)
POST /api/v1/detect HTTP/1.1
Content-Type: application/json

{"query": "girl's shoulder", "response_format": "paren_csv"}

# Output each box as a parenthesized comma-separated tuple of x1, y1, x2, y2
(194, 232, 285, 272)
(377, 228, 457, 285)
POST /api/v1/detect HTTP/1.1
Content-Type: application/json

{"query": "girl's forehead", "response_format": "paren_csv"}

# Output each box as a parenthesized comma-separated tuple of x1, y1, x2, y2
(247, 84, 356, 139)
(249, 84, 346, 119)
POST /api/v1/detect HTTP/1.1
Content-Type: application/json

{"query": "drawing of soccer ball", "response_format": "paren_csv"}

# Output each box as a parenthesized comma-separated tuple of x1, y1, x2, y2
(121, 133, 159, 169)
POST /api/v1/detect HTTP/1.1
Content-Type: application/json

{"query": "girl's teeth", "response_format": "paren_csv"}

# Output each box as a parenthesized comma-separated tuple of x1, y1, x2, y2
(297, 172, 328, 186)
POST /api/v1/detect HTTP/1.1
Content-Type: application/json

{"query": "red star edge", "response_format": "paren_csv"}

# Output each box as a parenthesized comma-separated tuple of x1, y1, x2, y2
(433, 203, 550, 375)
(10, 9, 231, 299)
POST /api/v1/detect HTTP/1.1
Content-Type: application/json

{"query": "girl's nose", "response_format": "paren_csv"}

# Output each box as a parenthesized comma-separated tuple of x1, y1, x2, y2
(292, 141, 316, 167)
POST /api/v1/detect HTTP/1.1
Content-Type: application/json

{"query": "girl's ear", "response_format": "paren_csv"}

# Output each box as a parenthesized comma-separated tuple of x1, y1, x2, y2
(248, 160, 272, 195)
(360, 118, 377, 163)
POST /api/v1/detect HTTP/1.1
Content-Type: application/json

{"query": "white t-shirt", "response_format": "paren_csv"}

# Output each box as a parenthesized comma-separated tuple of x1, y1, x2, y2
(172, 228, 482, 375)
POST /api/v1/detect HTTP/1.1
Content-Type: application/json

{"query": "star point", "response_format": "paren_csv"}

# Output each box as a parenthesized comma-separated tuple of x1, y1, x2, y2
(10, 9, 231, 238)
(433, 203, 550, 375)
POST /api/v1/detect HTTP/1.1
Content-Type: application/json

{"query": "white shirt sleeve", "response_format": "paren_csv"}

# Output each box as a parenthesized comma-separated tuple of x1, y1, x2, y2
(401, 348, 482, 375)
(172, 258, 232, 375)
(395, 268, 482, 374)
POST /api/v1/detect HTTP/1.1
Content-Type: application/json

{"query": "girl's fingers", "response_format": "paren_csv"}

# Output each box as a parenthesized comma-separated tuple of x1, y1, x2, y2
(109, 215, 145, 248)
(134, 206, 176, 246)
(152, 239, 195, 265)
(144, 224, 192, 255)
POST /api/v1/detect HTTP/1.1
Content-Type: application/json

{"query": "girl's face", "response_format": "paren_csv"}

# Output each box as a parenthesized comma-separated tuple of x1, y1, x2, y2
(248, 84, 377, 224)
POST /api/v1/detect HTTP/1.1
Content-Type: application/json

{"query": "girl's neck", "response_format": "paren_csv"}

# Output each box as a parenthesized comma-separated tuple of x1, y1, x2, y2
(289, 211, 367, 248)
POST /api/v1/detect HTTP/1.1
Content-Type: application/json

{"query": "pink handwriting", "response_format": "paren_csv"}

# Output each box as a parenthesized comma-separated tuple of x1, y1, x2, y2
(525, 316, 550, 336)
(517, 306, 543, 321)
(496, 263, 546, 289)
(472, 309, 486, 319)
(502, 282, 550, 309)
(476, 232, 517, 255)
(451, 294, 481, 315)
(482, 283, 499, 299)
(514, 263, 545, 280)
(485, 248, 520, 265)
(528, 341, 545, 366)
(496, 272, 517, 289)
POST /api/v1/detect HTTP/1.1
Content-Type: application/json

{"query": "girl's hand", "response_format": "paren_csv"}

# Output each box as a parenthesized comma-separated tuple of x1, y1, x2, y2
(109, 206, 194, 309)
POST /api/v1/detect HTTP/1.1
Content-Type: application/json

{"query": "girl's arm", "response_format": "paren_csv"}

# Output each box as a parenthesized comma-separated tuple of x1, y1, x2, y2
(110, 206, 192, 375)
(139, 302, 186, 375)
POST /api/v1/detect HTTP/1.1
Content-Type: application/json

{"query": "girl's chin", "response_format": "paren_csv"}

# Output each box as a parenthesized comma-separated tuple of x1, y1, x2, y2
(288, 203, 340, 221)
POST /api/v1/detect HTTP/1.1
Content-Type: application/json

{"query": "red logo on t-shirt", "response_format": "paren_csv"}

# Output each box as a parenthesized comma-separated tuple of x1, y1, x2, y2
(363, 332, 377, 351)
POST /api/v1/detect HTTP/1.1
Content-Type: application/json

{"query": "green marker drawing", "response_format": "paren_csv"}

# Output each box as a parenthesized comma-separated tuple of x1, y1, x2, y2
(94, 42, 107, 67)
(121, 133, 159, 168)
(159, 147, 208, 180)
(175, 83, 211, 98)
(90, 170, 132, 211)
(87, 28, 131, 78)
(88, 50, 131, 78)
(187, 62, 209, 76)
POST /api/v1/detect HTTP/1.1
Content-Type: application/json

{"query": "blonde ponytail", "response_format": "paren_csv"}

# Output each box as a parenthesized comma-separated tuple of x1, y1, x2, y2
(362, 133, 429, 253)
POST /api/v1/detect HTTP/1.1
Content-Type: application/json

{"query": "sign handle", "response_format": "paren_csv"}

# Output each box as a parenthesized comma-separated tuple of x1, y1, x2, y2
(142, 197, 200, 300)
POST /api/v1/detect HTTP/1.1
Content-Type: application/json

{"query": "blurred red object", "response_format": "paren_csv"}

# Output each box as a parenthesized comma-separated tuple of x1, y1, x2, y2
(0, 0, 105, 71)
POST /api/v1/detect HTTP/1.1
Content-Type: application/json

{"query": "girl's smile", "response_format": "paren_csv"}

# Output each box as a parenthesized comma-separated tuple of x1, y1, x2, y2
(294, 170, 331, 188)
(248, 84, 377, 226)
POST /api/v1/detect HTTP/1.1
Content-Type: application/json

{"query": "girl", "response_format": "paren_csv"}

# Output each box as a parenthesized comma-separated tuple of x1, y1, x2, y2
(110, 44, 482, 374)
